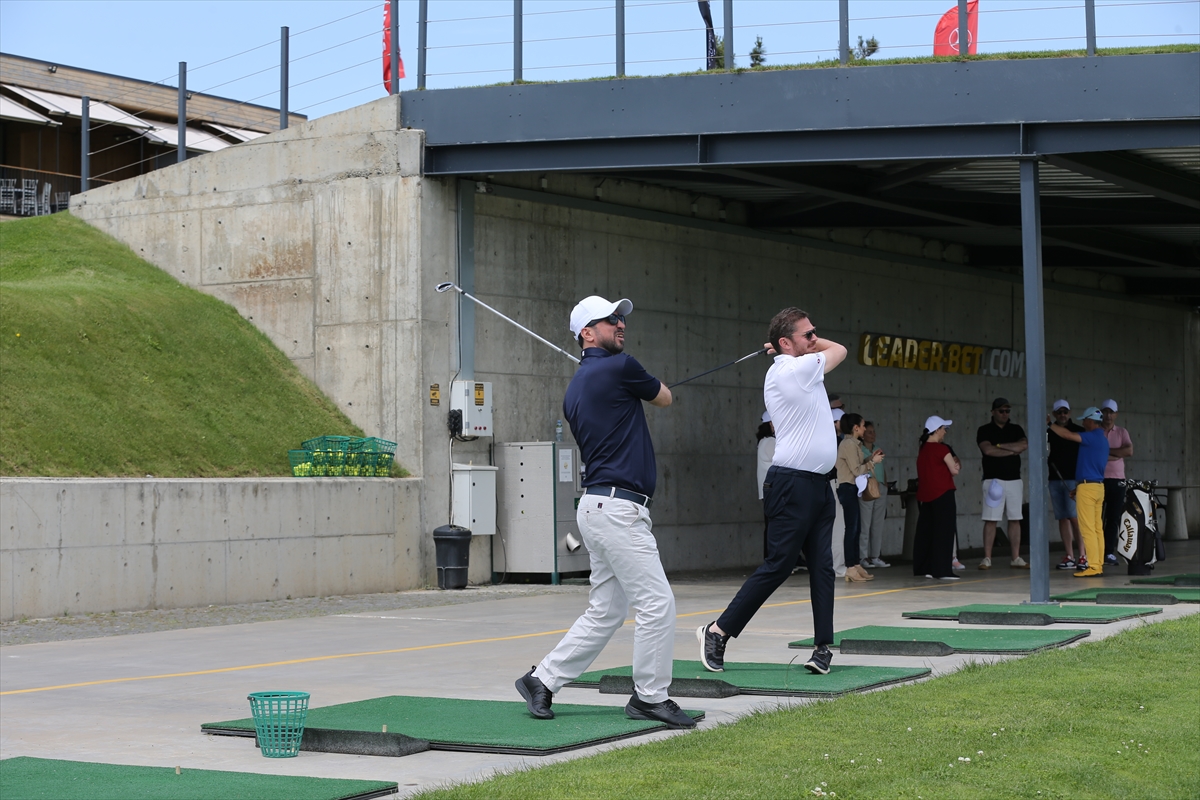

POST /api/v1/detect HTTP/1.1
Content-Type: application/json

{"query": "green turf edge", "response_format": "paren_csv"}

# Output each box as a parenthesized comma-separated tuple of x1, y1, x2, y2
(408, 615, 1200, 800)
(789, 626, 1092, 654)
(0, 756, 397, 800)
(1052, 587, 1200, 603)
(901, 603, 1163, 623)
(1130, 574, 1200, 585)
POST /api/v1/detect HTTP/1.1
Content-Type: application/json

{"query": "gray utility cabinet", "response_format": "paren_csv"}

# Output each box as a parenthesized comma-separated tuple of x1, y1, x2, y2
(494, 442, 587, 582)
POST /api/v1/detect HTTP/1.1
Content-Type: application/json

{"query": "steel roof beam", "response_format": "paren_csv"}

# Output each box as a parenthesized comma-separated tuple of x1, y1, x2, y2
(1045, 152, 1200, 210)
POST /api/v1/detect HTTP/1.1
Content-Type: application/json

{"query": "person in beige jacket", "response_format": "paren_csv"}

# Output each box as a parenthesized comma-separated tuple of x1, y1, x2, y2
(836, 412, 884, 582)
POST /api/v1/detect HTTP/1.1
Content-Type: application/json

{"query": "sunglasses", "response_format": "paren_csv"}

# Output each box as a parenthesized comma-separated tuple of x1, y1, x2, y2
(796, 327, 818, 341)
(1053, 408, 1070, 414)
(996, 408, 1011, 414)
(587, 314, 625, 327)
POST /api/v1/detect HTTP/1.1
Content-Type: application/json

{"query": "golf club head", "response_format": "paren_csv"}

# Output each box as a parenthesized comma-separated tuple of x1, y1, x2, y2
(435, 282, 456, 293)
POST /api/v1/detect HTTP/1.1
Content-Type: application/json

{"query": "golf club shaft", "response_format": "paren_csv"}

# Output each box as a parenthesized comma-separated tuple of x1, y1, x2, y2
(438, 282, 581, 364)
(669, 348, 767, 388)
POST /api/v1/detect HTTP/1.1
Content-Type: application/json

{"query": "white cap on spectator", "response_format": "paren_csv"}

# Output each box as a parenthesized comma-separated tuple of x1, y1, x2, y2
(569, 295, 633, 338)
(1053, 399, 1070, 411)
(761, 410, 771, 423)
(1101, 398, 1118, 412)
(831, 408, 845, 422)
(923, 415, 952, 432)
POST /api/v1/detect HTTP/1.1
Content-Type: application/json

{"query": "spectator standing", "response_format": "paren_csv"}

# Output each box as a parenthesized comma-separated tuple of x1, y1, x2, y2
(976, 397, 1029, 569)
(1100, 399, 1133, 567)
(829, 407, 847, 578)
(1048, 406, 1110, 577)
(1047, 399, 1086, 570)
(698, 307, 847, 677)
(836, 412, 883, 582)
(913, 415, 961, 580)
(858, 421, 890, 569)
(757, 411, 775, 559)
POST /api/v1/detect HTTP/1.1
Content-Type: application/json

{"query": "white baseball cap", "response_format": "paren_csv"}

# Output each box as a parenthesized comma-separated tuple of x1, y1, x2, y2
(761, 410, 771, 423)
(1101, 398, 1118, 412)
(1077, 406, 1103, 422)
(831, 408, 845, 422)
(1052, 399, 1070, 412)
(569, 295, 633, 338)
(985, 478, 1005, 508)
(924, 415, 952, 433)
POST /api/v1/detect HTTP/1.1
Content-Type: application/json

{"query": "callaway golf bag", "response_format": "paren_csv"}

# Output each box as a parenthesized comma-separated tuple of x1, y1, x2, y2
(1115, 480, 1163, 575)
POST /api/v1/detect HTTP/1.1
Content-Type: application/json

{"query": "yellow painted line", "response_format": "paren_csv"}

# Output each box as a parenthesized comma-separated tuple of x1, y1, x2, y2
(2, 575, 1023, 696)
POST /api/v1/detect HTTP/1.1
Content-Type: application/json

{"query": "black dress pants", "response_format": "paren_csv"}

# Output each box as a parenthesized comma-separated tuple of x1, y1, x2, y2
(913, 490, 957, 579)
(1102, 478, 1124, 557)
(718, 466, 836, 645)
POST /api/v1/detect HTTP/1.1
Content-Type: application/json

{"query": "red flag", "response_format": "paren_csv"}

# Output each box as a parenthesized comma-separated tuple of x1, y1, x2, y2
(933, 0, 978, 56)
(383, 0, 406, 92)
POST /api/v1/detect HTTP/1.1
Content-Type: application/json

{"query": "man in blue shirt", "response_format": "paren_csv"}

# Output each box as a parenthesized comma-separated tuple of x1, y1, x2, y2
(1048, 406, 1109, 578)
(515, 295, 695, 729)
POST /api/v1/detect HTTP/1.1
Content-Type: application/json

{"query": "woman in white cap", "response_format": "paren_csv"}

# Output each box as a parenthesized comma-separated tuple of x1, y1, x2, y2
(914, 415, 961, 580)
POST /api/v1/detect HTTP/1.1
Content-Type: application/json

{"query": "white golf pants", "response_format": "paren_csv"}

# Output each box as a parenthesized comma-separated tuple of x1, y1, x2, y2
(533, 493, 676, 704)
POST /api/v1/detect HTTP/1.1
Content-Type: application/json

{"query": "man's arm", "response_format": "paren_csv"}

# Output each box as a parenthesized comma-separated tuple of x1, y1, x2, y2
(997, 438, 1029, 455)
(813, 338, 848, 373)
(978, 441, 1015, 458)
(1048, 424, 1082, 444)
(1110, 431, 1133, 459)
(648, 382, 672, 408)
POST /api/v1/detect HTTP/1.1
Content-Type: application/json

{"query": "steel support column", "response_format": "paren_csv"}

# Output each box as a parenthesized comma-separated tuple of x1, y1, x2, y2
(418, 0, 428, 89)
(1085, 0, 1097, 56)
(280, 27, 289, 128)
(615, 0, 625, 77)
(177, 62, 187, 164)
(1020, 158, 1050, 604)
(80, 96, 89, 191)
(389, 1, 400, 95)
(514, 0, 523, 83)
(839, 0, 849, 64)
(723, 0, 733, 69)
(457, 180, 476, 379)
(958, 0, 969, 54)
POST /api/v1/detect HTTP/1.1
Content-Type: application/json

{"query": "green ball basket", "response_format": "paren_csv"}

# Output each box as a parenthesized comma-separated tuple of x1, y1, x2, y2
(248, 691, 310, 758)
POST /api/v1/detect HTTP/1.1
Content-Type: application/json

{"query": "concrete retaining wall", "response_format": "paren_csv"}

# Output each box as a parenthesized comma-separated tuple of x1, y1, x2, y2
(0, 477, 424, 621)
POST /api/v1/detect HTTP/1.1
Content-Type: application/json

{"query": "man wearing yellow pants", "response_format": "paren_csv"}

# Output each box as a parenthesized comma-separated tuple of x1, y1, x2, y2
(1048, 406, 1109, 577)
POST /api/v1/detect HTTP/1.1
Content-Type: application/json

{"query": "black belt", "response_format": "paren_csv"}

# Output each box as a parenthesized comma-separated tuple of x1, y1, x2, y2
(1078, 479, 1104, 484)
(584, 486, 652, 508)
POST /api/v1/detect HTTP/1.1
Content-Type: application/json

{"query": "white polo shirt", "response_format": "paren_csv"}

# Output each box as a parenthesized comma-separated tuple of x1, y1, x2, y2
(765, 352, 836, 474)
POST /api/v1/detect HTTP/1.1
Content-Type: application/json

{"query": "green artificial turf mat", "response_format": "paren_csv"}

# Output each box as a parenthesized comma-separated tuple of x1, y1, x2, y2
(902, 603, 1162, 624)
(203, 695, 703, 756)
(0, 756, 396, 800)
(790, 626, 1090, 655)
(1130, 573, 1200, 586)
(570, 660, 930, 697)
(1051, 587, 1200, 603)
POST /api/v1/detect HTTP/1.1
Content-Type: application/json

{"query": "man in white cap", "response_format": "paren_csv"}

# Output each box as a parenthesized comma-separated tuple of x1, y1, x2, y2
(1047, 399, 1086, 571)
(1100, 399, 1134, 567)
(515, 295, 696, 730)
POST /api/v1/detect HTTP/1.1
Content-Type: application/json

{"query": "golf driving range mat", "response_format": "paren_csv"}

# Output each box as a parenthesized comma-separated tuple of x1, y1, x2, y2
(1129, 573, 1200, 586)
(902, 603, 1162, 625)
(569, 660, 930, 697)
(789, 626, 1090, 656)
(202, 695, 703, 756)
(1050, 587, 1200, 604)
(0, 757, 396, 800)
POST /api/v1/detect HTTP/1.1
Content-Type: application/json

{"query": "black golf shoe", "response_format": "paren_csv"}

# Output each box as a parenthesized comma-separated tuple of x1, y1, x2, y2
(804, 645, 833, 675)
(625, 695, 697, 729)
(515, 667, 554, 719)
(697, 622, 730, 672)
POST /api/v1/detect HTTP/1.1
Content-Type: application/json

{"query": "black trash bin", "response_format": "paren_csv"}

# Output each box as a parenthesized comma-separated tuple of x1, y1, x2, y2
(433, 525, 472, 589)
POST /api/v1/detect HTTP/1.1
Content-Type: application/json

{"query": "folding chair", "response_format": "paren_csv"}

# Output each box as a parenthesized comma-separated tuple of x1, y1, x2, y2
(20, 179, 38, 215)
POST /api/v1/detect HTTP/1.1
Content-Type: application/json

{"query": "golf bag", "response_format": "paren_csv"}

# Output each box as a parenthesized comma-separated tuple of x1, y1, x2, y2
(1115, 480, 1162, 575)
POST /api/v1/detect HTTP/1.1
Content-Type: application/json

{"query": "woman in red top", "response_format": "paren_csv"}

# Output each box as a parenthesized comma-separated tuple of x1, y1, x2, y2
(914, 415, 962, 580)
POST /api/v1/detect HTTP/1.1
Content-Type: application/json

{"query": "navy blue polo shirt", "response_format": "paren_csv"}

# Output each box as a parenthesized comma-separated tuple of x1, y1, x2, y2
(564, 348, 662, 497)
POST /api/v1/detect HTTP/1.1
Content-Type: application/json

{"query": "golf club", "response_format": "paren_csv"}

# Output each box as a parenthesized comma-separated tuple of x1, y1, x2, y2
(669, 348, 768, 388)
(436, 281, 581, 364)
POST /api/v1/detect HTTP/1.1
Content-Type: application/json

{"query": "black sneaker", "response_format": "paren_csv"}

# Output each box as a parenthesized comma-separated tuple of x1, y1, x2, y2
(625, 695, 696, 729)
(1056, 556, 1076, 570)
(1075, 557, 1089, 571)
(1105, 554, 1119, 567)
(515, 667, 554, 720)
(804, 645, 833, 675)
(697, 622, 729, 673)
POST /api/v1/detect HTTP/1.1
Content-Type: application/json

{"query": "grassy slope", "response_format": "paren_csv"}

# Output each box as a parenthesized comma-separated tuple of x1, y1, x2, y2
(0, 213, 368, 477)
(419, 615, 1200, 800)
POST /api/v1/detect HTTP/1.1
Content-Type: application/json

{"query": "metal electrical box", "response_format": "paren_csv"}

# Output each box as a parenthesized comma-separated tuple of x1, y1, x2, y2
(494, 442, 587, 582)
(452, 463, 497, 536)
(450, 381, 494, 437)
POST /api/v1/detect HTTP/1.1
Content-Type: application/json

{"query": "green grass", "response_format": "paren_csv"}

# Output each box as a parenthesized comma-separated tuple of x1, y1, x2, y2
(0, 213, 383, 477)
(416, 615, 1200, 799)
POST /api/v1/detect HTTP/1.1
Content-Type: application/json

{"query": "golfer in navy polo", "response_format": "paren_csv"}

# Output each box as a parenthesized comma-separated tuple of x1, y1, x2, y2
(515, 295, 696, 730)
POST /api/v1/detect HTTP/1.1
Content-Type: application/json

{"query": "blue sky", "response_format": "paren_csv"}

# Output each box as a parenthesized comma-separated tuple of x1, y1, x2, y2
(1, 0, 1195, 121)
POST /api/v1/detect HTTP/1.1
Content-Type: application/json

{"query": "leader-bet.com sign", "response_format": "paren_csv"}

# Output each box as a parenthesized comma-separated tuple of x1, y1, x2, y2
(857, 333, 1025, 378)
